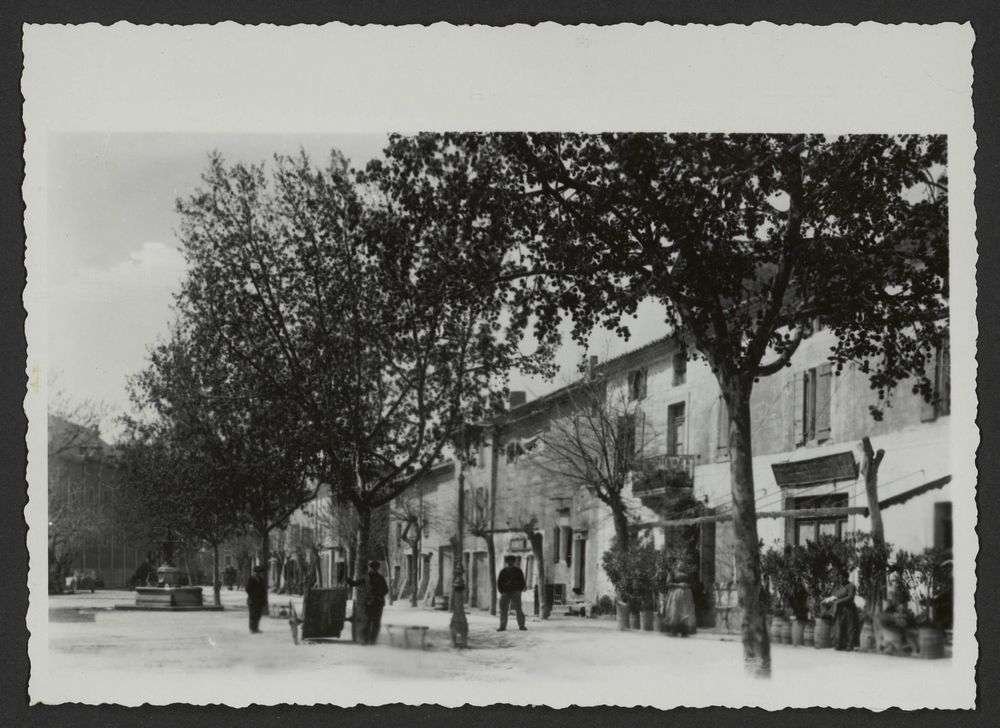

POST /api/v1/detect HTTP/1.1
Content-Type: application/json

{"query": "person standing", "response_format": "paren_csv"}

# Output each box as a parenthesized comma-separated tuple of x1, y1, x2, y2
(497, 555, 527, 632)
(830, 568, 860, 651)
(245, 564, 268, 634)
(348, 560, 390, 645)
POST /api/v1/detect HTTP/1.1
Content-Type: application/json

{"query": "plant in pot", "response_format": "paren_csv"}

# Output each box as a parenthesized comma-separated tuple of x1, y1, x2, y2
(854, 532, 894, 652)
(804, 535, 856, 649)
(780, 545, 811, 646)
(602, 539, 633, 630)
(760, 545, 787, 643)
(603, 537, 659, 631)
(910, 547, 951, 659)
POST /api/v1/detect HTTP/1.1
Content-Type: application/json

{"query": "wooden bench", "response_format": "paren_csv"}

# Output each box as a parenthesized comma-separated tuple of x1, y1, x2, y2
(384, 624, 430, 650)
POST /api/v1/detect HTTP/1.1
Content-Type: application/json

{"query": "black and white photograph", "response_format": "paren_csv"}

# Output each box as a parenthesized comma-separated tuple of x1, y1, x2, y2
(22, 23, 977, 709)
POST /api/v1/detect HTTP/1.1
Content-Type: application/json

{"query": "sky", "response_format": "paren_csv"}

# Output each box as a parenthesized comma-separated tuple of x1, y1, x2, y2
(45, 132, 669, 438)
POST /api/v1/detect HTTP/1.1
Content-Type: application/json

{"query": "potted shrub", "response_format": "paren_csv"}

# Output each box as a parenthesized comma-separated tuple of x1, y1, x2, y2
(781, 546, 811, 646)
(601, 541, 632, 630)
(762, 544, 809, 646)
(854, 532, 894, 652)
(911, 548, 951, 659)
(602, 537, 659, 631)
(803, 535, 856, 649)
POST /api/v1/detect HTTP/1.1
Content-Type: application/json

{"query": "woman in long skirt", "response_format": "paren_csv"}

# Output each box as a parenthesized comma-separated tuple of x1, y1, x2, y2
(831, 569, 859, 651)
(663, 569, 697, 636)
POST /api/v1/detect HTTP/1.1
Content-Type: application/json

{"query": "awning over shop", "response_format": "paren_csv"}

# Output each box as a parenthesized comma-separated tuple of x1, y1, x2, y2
(637, 474, 952, 529)
(878, 475, 951, 510)
(771, 451, 859, 488)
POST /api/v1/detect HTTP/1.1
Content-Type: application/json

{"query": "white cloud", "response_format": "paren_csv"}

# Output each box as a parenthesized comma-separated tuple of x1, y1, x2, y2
(58, 241, 186, 300)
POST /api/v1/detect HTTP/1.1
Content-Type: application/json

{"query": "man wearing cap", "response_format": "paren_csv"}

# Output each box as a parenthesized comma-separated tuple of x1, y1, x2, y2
(348, 560, 390, 645)
(245, 564, 268, 634)
(497, 555, 527, 632)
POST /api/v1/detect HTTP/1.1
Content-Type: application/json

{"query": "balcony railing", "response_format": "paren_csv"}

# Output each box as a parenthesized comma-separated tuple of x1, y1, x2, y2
(631, 454, 699, 497)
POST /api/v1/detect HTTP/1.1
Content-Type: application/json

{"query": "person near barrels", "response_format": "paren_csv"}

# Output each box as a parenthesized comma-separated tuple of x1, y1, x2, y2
(829, 568, 860, 651)
(245, 564, 268, 634)
(663, 566, 697, 636)
(348, 560, 390, 645)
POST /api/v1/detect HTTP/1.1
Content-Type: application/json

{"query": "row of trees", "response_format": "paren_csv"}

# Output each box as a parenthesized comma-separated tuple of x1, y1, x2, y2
(122, 134, 947, 675)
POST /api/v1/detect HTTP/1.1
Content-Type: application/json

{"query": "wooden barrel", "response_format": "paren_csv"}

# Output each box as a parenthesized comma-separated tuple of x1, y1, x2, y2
(918, 626, 945, 659)
(780, 619, 792, 644)
(770, 617, 782, 642)
(641, 610, 655, 631)
(791, 618, 805, 646)
(803, 621, 815, 646)
(616, 602, 630, 630)
(814, 618, 832, 648)
(858, 622, 875, 652)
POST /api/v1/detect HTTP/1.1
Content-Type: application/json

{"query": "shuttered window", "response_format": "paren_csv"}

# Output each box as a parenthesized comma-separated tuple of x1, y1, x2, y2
(667, 402, 686, 455)
(616, 413, 637, 470)
(921, 339, 951, 421)
(794, 365, 832, 445)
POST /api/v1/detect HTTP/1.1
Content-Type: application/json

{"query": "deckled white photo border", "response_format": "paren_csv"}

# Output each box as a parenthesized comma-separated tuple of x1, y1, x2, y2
(22, 22, 978, 709)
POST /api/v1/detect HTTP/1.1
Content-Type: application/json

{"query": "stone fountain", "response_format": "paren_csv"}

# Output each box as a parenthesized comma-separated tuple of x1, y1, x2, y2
(133, 565, 205, 608)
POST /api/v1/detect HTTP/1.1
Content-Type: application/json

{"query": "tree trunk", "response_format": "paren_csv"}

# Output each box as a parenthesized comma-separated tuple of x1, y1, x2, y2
(485, 531, 497, 616)
(528, 531, 547, 619)
(450, 461, 469, 646)
(260, 527, 270, 608)
(212, 541, 221, 607)
(410, 540, 420, 607)
(724, 376, 771, 677)
(353, 507, 372, 643)
(611, 500, 630, 554)
(862, 436, 887, 650)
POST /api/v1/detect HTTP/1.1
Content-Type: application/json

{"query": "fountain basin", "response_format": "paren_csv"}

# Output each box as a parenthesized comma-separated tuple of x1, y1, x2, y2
(135, 585, 205, 608)
(116, 565, 222, 611)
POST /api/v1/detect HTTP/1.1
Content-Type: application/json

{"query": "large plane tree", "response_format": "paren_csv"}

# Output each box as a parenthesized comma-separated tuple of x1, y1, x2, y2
(494, 133, 948, 676)
(171, 143, 548, 637)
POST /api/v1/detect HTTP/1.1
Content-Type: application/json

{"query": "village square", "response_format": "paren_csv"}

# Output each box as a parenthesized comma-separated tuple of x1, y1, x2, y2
(39, 129, 965, 708)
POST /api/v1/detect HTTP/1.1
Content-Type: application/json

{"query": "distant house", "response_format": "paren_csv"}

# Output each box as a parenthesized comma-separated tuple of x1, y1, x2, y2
(47, 415, 149, 589)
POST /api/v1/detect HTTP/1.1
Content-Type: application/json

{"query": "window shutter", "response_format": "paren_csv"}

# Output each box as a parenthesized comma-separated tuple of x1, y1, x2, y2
(816, 364, 832, 441)
(553, 527, 560, 563)
(792, 372, 805, 445)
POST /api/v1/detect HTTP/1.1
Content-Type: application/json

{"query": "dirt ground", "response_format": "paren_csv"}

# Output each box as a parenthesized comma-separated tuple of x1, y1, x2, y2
(32, 589, 970, 709)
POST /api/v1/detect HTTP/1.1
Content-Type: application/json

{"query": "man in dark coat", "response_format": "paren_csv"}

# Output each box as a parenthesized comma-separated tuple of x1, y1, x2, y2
(245, 564, 268, 634)
(497, 555, 527, 631)
(348, 560, 390, 645)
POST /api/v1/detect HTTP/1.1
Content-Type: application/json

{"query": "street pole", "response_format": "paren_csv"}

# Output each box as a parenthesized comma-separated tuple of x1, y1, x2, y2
(450, 456, 469, 648)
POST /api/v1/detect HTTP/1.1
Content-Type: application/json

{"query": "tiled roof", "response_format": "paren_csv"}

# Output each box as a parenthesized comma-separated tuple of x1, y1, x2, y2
(499, 333, 679, 424)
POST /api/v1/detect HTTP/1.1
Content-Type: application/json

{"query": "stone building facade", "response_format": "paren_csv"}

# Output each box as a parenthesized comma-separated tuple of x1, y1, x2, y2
(385, 324, 952, 627)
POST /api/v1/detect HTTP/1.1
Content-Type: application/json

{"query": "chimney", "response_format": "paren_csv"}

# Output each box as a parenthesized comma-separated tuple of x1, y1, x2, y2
(589, 355, 599, 374)
(508, 390, 527, 410)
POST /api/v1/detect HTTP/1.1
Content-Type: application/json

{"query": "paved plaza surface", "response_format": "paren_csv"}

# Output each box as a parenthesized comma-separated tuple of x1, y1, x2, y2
(34, 590, 967, 708)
